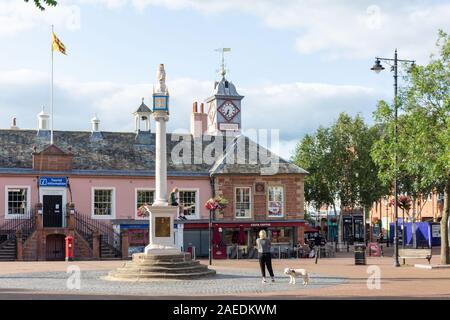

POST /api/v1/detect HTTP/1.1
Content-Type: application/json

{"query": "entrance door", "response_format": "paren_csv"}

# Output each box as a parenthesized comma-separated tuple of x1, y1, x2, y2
(353, 217, 364, 242)
(46, 234, 65, 260)
(43, 195, 63, 228)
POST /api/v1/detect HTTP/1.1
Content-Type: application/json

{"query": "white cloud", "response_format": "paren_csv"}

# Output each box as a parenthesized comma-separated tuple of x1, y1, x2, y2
(126, 0, 450, 62)
(0, 68, 380, 159)
(0, 0, 81, 37)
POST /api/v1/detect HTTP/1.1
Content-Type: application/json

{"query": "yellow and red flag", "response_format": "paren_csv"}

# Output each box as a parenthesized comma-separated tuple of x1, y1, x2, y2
(52, 32, 66, 55)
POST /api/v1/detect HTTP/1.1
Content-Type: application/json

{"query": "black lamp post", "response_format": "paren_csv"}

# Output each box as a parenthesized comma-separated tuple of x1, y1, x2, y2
(371, 50, 415, 267)
(208, 209, 214, 266)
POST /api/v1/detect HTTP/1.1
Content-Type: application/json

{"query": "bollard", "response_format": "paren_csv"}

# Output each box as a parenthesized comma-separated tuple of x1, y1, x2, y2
(192, 246, 196, 260)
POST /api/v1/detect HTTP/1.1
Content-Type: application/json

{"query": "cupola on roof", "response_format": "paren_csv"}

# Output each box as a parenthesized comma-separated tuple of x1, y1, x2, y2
(134, 98, 152, 114)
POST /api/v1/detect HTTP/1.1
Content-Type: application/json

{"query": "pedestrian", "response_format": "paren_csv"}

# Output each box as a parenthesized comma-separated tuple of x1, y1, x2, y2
(256, 230, 275, 283)
(170, 188, 186, 220)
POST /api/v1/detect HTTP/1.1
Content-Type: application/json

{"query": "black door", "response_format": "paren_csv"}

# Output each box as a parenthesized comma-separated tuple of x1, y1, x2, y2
(43, 195, 63, 228)
(46, 234, 65, 260)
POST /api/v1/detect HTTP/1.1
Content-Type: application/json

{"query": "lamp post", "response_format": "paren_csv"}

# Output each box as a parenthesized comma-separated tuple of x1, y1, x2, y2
(209, 209, 214, 266)
(371, 50, 415, 267)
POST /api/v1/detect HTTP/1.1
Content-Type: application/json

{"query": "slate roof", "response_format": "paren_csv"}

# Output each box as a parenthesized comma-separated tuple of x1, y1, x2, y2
(0, 129, 307, 177)
(134, 100, 152, 114)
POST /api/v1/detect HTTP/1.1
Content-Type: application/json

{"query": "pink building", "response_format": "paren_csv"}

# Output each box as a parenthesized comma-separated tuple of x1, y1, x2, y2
(0, 72, 307, 261)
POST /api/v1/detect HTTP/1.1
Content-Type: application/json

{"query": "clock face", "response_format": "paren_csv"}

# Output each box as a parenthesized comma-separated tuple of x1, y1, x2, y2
(153, 95, 168, 110)
(218, 101, 239, 121)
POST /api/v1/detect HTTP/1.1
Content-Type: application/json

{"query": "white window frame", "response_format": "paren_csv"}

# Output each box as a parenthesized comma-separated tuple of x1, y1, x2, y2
(234, 187, 252, 219)
(267, 185, 285, 218)
(4, 186, 31, 219)
(177, 188, 200, 219)
(91, 187, 115, 219)
(135, 188, 155, 220)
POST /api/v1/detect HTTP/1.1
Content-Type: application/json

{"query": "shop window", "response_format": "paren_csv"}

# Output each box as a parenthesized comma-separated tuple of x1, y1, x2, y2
(136, 189, 154, 219)
(179, 190, 198, 216)
(6, 187, 30, 217)
(268, 186, 284, 217)
(92, 188, 114, 218)
(235, 187, 251, 218)
(269, 227, 293, 244)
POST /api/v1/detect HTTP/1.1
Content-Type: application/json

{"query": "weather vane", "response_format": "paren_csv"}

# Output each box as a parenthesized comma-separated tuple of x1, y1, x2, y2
(215, 48, 231, 78)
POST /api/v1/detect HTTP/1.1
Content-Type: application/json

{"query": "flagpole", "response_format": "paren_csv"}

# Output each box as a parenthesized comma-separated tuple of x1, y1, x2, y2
(51, 24, 54, 145)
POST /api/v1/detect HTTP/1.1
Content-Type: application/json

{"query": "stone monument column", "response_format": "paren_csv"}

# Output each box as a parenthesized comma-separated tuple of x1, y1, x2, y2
(144, 64, 179, 255)
(153, 112, 169, 206)
(107, 64, 215, 280)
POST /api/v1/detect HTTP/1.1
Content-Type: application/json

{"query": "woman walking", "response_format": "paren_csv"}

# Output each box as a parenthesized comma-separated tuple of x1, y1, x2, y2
(256, 230, 275, 283)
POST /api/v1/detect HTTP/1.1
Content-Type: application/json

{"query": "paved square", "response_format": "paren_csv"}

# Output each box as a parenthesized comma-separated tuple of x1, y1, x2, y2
(0, 249, 449, 299)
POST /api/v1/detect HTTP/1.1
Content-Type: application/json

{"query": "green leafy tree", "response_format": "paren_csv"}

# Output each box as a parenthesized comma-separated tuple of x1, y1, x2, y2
(24, 0, 57, 10)
(402, 30, 450, 263)
(293, 113, 386, 243)
(371, 30, 449, 263)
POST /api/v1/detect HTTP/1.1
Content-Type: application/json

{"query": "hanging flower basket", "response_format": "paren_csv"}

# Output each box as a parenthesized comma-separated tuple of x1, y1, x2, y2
(205, 195, 228, 212)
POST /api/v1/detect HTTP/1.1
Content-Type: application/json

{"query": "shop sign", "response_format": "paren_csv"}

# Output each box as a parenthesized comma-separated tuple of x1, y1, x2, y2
(39, 176, 67, 187)
(432, 224, 441, 238)
(250, 223, 271, 227)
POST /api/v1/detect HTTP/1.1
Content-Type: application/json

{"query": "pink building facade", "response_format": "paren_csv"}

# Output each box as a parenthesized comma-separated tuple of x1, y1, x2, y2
(0, 71, 307, 261)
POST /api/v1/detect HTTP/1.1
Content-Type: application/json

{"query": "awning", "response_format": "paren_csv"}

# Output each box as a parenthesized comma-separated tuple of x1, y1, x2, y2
(182, 220, 305, 230)
(304, 224, 319, 233)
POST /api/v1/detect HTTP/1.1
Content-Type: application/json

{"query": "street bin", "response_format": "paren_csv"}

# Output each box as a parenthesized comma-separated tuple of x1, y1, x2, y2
(354, 244, 366, 265)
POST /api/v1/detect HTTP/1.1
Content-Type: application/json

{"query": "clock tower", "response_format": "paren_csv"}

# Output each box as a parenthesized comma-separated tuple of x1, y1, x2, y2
(205, 49, 244, 135)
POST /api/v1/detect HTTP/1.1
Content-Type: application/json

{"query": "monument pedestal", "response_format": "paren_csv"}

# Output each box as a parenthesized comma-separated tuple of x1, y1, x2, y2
(107, 205, 216, 280)
(144, 205, 180, 255)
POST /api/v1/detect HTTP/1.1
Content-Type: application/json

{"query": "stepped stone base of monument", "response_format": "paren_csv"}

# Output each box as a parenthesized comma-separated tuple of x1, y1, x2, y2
(105, 252, 216, 281)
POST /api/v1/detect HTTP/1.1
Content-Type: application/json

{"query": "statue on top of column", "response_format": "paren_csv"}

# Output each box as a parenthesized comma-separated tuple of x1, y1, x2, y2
(155, 63, 168, 94)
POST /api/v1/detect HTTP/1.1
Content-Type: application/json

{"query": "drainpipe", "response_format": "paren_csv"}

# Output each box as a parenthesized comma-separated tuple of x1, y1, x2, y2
(208, 174, 215, 266)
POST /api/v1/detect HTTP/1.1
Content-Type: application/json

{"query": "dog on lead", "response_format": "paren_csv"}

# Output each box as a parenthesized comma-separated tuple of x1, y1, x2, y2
(284, 267, 309, 286)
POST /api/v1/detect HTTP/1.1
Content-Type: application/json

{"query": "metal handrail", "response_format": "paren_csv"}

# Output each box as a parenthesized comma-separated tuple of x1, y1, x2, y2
(73, 211, 122, 258)
(0, 210, 36, 249)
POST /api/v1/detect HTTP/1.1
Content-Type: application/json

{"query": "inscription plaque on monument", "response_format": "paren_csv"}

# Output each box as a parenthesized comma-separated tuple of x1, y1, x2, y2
(155, 217, 171, 237)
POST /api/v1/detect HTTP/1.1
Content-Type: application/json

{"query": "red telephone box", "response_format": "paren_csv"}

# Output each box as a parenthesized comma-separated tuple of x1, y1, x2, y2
(65, 235, 74, 261)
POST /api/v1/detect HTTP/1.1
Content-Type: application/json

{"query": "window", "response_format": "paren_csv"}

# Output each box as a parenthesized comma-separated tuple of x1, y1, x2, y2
(136, 189, 155, 219)
(92, 188, 114, 218)
(235, 187, 251, 218)
(178, 190, 198, 216)
(268, 186, 284, 217)
(6, 187, 29, 217)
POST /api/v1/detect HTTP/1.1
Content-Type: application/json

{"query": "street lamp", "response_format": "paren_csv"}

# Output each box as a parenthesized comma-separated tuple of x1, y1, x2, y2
(371, 49, 415, 267)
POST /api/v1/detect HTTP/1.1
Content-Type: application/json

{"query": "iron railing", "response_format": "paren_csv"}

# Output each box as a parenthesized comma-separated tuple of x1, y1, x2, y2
(0, 211, 36, 248)
(73, 211, 122, 258)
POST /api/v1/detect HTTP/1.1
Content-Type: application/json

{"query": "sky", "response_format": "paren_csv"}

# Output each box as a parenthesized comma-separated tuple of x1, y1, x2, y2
(0, 0, 449, 159)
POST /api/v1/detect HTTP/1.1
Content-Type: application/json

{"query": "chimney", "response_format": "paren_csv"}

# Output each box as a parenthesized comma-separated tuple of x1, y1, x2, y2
(37, 107, 50, 131)
(190, 101, 208, 138)
(91, 115, 100, 132)
(10, 117, 19, 130)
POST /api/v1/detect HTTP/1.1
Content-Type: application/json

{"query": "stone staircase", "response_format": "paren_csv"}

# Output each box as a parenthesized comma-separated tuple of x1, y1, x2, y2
(73, 212, 122, 260)
(22, 231, 39, 261)
(0, 240, 16, 261)
(100, 240, 121, 260)
(106, 252, 216, 280)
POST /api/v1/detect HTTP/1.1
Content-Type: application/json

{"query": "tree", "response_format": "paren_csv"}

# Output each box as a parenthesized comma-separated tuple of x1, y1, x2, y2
(371, 30, 449, 263)
(402, 30, 450, 263)
(24, 0, 57, 10)
(293, 113, 386, 243)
